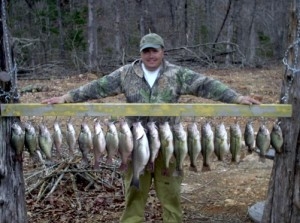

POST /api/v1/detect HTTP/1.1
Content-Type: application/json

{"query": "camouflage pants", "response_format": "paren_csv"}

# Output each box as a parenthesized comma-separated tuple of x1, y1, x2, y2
(120, 152, 183, 223)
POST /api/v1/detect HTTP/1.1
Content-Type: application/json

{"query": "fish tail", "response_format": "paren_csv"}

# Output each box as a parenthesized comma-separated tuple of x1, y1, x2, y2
(162, 168, 170, 176)
(130, 177, 140, 189)
(93, 160, 100, 170)
(147, 162, 154, 172)
(259, 155, 266, 163)
(189, 165, 198, 172)
(202, 164, 211, 172)
(173, 169, 184, 177)
(118, 163, 128, 172)
(247, 146, 253, 154)
(231, 155, 240, 163)
(106, 157, 113, 165)
(217, 155, 224, 161)
(16, 154, 23, 162)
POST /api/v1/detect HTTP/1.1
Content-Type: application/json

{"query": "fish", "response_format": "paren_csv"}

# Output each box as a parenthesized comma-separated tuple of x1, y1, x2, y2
(52, 118, 63, 158)
(229, 122, 242, 163)
(24, 122, 38, 157)
(11, 122, 25, 162)
(214, 122, 229, 161)
(159, 121, 174, 176)
(78, 121, 93, 166)
(187, 122, 201, 172)
(172, 122, 188, 177)
(118, 119, 133, 171)
(105, 121, 119, 165)
(201, 122, 214, 171)
(38, 123, 53, 160)
(270, 122, 283, 153)
(146, 121, 161, 172)
(66, 118, 77, 156)
(93, 119, 106, 169)
(244, 121, 255, 153)
(131, 121, 150, 189)
(256, 124, 271, 162)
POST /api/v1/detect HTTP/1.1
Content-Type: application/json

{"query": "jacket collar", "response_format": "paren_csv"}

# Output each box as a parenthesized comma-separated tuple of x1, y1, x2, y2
(131, 59, 167, 78)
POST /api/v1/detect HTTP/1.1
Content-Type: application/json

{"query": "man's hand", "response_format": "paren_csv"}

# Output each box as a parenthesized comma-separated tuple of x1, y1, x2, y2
(42, 94, 73, 104)
(42, 95, 67, 104)
(236, 95, 261, 105)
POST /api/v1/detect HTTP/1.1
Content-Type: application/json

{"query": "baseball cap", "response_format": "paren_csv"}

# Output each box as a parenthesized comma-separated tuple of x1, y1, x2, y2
(140, 33, 165, 52)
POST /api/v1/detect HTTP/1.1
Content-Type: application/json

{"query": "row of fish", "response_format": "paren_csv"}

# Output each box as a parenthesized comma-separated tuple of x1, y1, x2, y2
(10, 118, 284, 189)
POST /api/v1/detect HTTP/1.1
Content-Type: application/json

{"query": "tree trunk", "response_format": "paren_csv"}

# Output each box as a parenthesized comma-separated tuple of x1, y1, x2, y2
(114, 0, 122, 64)
(87, 0, 98, 73)
(0, 1, 27, 222)
(0, 117, 27, 223)
(57, 0, 65, 59)
(262, 0, 300, 222)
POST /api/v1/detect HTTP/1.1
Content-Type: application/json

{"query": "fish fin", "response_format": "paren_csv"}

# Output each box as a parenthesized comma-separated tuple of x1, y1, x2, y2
(130, 177, 140, 189)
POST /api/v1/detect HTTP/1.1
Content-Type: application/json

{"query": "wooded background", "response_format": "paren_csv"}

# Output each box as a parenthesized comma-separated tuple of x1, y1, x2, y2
(7, 0, 289, 76)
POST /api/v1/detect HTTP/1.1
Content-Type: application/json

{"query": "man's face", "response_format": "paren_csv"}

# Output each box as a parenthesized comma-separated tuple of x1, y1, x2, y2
(141, 48, 164, 71)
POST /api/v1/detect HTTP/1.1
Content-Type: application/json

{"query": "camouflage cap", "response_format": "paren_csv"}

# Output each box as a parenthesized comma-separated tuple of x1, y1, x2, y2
(140, 33, 164, 52)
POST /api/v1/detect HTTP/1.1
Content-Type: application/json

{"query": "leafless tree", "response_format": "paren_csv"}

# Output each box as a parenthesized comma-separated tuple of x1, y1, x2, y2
(262, 0, 300, 222)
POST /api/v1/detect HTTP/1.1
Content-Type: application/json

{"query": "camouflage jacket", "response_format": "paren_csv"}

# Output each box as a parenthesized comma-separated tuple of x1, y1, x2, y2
(65, 59, 241, 124)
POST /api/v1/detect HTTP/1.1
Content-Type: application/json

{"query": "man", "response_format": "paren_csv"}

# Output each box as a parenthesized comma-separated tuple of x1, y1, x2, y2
(42, 33, 260, 223)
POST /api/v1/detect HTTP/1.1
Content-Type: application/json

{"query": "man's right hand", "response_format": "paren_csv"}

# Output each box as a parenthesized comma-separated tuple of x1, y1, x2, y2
(42, 96, 66, 104)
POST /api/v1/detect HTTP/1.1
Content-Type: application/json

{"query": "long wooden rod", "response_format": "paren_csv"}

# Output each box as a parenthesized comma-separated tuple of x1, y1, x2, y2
(0, 103, 292, 117)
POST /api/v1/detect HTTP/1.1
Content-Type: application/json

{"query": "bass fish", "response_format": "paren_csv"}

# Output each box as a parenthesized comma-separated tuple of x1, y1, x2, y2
(53, 118, 63, 158)
(131, 121, 150, 189)
(38, 123, 53, 160)
(256, 124, 270, 162)
(244, 121, 255, 154)
(118, 119, 133, 171)
(201, 122, 214, 171)
(147, 121, 161, 172)
(187, 122, 201, 172)
(270, 122, 283, 153)
(173, 122, 188, 177)
(78, 121, 93, 166)
(66, 118, 77, 156)
(24, 122, 38, 159)
(229, 122, 242, 163)
(159, 121, 174, 176)
(105, 121, 119, 165)
(11, 122, 25, 162)
(214, 122, 229, 161)
(93, 119, 106, 169)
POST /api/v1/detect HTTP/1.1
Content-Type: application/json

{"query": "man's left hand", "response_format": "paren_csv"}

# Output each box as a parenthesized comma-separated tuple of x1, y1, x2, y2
(236, 96, 261, 105)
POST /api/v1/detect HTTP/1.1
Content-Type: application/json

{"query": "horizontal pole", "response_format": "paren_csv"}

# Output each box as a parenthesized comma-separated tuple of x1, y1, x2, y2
(0, 103, 292, 117)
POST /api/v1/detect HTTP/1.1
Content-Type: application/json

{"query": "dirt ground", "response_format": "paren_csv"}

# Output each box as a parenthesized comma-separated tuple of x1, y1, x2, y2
(18, 65, 284, 223)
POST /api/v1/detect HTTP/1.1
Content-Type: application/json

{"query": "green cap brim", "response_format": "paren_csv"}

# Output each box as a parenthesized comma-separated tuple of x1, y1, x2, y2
(140, 44, 161, 52)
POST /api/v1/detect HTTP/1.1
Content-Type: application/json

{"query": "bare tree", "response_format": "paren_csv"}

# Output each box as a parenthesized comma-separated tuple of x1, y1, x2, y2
(262, 0, 300, 222)
(0, 1, 27, 222)
(87, 0, 98, 72)
(167, 0, 188, 46)
(57, 0, 65, 59)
